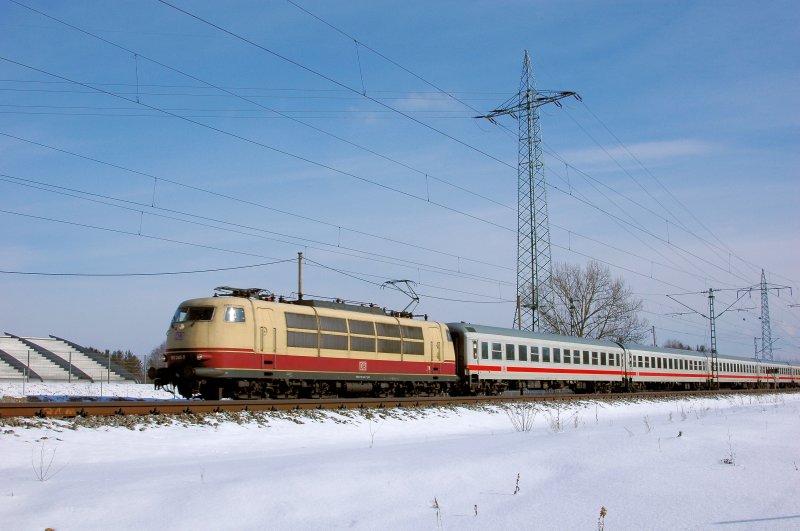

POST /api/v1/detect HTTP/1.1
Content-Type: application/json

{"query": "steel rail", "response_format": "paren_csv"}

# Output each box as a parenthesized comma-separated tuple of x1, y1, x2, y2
(0, 388, 796, 419)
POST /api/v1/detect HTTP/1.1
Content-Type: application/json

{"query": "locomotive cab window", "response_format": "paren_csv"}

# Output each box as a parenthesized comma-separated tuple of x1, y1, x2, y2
(173, 306, 214, 322)
(223, 306, 245, 322)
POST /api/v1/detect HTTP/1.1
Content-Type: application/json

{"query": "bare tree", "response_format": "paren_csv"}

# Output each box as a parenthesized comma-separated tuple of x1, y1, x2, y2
(144, 341, 167, 371)
(663, 339, 693, 351)
(540, 261, 648, 343)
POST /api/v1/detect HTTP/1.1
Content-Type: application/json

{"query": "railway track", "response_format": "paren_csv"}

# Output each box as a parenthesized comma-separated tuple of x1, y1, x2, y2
(1, 388, 796, 419)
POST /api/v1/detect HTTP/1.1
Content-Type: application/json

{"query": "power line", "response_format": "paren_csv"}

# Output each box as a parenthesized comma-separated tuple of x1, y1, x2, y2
(3, 1, 760, 298)
(0, 132, 511, 273)
(0, 174, 516, 288)
(0, 55, 516, 235)
(0, 259, 293, 277)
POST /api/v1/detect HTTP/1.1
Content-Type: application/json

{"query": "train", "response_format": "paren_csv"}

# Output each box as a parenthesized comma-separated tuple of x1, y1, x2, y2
(149, 287, 800, 399)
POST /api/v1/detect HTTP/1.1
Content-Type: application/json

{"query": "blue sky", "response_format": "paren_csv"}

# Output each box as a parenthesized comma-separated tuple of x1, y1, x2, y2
(1, 0, 798, 362)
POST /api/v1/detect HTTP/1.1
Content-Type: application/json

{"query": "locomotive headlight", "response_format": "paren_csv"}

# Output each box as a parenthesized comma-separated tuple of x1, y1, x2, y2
(161, 355, 167, 362)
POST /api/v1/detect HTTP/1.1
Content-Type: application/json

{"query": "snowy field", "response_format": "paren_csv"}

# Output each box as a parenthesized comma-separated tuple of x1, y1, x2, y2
(1, 388, 799, 530)
(0, 381, 176, 401)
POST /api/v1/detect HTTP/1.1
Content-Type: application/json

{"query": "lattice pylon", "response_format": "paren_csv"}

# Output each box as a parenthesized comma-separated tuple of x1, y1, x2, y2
(515, 51, 554, 331)
(475, 51, 577, 331)
(760, 269, 773, 361)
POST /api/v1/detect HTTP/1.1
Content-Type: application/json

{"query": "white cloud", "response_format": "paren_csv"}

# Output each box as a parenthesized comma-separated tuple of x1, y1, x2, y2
(557, 139, 716, 169)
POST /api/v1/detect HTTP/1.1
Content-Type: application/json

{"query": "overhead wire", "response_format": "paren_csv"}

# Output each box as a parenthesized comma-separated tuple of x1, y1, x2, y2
(6, 3, 760, 299)
(0, 259, 294, 277)
(155, 1, 768, 295)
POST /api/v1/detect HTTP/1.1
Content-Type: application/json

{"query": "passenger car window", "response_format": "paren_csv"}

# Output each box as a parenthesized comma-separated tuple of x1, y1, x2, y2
(492, 343, 502, 360)
(505, 344, 515, 361)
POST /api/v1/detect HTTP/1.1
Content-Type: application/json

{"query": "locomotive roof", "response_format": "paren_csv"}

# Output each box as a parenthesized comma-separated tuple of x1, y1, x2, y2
(447, 322, 773, 364)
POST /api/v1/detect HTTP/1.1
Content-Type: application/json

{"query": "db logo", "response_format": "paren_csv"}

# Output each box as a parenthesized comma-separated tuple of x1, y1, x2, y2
(358, 361, 368, 372)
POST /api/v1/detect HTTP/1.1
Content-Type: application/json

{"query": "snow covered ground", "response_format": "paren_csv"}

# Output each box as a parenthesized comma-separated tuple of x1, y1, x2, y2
(0, 381, 176, 401)
(1, 388, 799, 530)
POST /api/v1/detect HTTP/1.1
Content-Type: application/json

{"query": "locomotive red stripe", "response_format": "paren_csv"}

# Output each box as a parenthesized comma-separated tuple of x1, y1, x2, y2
(172, 349, 457, 376)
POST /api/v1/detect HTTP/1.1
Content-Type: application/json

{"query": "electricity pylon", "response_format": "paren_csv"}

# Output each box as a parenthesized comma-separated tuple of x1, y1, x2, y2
(477, 50, 579, 331)
(739, 270, 791, 361)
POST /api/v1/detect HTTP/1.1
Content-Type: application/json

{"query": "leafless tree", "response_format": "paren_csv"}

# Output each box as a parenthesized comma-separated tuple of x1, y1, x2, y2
(663, 339, 693, 351)
(540, 261, 648, 343)
(145, 341, 167, 370)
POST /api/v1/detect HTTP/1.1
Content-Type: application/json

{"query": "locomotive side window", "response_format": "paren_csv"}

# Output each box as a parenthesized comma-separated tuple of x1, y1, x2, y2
(402, 340, 424, 355)
(349, 321, 376, 350)
(481, 342, 489, 359)
(349, 320, 375, 335)
(583, 351, 590, 365)
(519, 345, 528, 361)
(376, 323, 401, 337)
(173, 306, 214, 322)
(223, 306, 245, 322)
(320, 317, 347, 333)
(591, 352, 599, 366)
(563, 349, 571, 364)
(288, 331, 317, 348)
(600, 352, 606, 365)
(400, 326, 424, 340)
(553, 348, 561, 363)
(531, 346, 539, 362)
(351, 336, 376, 352)
(542, 347, 550, 363)
(286, 313, 317, 330)
(378, 338, 401, 354)
(320, 334, 348, 350)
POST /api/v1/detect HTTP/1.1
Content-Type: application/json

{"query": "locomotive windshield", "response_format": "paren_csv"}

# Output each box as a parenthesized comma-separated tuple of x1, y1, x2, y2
(173, 306, 214, 323)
